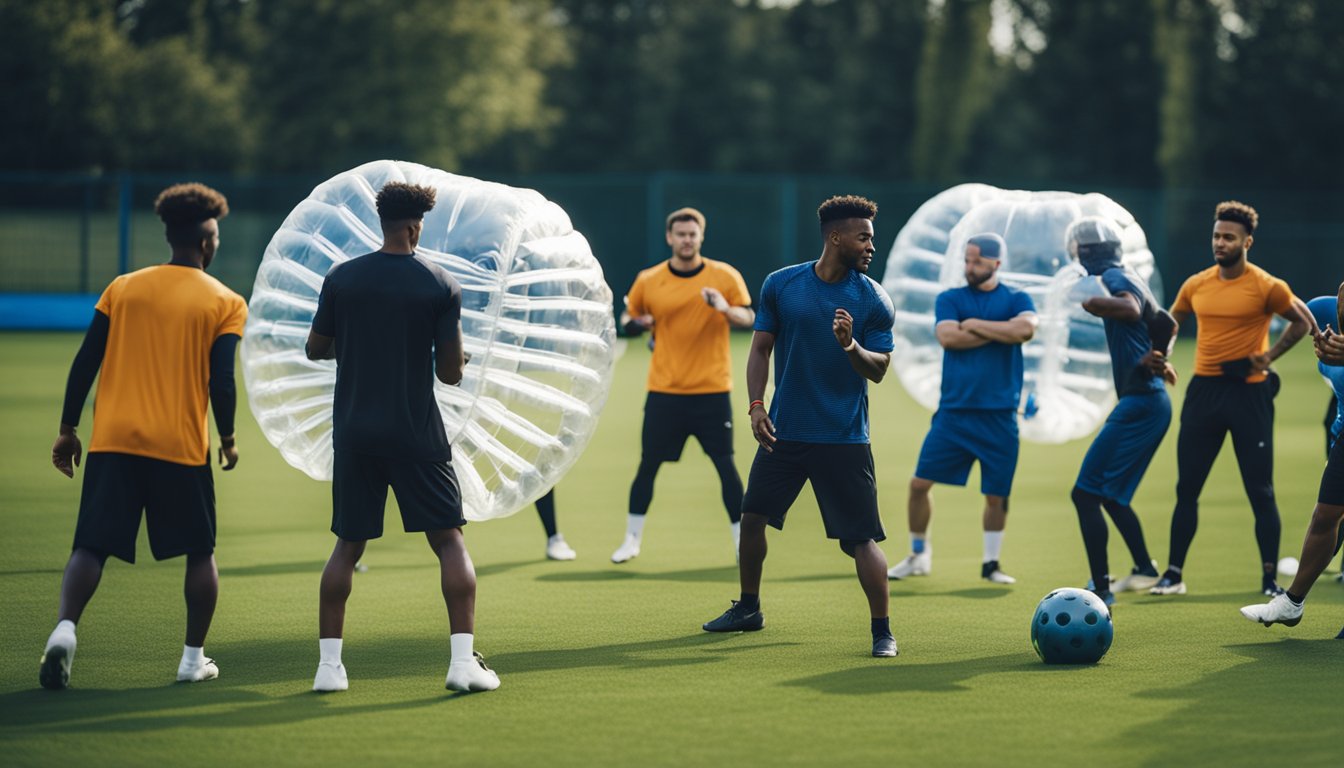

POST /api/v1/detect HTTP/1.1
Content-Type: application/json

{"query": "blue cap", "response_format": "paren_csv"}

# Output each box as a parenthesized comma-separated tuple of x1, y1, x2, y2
(966, 233, 1007, 260)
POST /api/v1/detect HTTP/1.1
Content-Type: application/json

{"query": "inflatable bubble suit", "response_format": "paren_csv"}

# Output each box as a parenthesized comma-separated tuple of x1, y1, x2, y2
(881, 184, 1163, 443)
(1030, 587, 1114, 664)
(241, 160, 618, 520)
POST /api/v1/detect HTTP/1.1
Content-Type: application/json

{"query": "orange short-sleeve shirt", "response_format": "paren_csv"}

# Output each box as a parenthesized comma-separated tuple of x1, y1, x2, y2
(626, 257, 750, 394)
(89, 265, 248, 465)
(1171, 262, 1296, 382)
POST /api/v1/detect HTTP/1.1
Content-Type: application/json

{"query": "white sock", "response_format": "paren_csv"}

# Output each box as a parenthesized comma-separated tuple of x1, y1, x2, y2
(450, 633, 474, 663)
(626, 514, 646, 540)
(730, 521, 741, 548)
(548, 533, 564, 544)
(182, 645, 205, 666)
(911, 533, 928, 555)
(319, 637, 343, 665)
(46, 620, 76, 649)
(983, 531, 1004, 562)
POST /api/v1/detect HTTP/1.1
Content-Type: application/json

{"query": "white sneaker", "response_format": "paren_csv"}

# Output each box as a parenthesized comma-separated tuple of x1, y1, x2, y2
(313, 661, 348, 692)
(1240, 593, 1304, 627)
(1112, 560, 1161, 592)
(887, 550, 931, 579)
(177, 657, 220, 683)
(445, 652, 500, 692)
(39, 629, 77, 690)
(611, 534, 641, 564)
(982, 563, 1016, 584)
(1149, 577, 1187, 595)
(546, 534, 577, 561)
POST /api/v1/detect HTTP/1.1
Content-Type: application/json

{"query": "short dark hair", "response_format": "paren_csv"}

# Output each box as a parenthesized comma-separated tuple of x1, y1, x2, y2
(376, 182, 437, 224)
(154, 183, 229, 247)
(1215, 200, 1258, 235)
(665, 207, 706, 232)
(818, 195, 878, 232)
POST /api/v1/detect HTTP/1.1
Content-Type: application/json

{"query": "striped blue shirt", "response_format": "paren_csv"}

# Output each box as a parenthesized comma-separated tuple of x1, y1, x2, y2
(755, 262, 895, 443)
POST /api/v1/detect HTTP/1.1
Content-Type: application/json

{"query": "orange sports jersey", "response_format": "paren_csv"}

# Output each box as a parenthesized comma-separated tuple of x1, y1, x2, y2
(1171, 262, 1296, 382)
(626, 257, 750, 394)
(89, 265, 248, 465)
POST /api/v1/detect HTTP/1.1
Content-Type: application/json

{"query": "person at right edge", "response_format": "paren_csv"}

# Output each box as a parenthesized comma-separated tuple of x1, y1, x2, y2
(1150, 201, 1312, 598)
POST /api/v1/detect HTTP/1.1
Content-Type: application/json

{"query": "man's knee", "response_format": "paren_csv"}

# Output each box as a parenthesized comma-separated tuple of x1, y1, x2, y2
(1308, 504, 1344, 535)
(839, 539, 873, 558)
(741, 512, 769, 533)
(909, 477, 934, 496)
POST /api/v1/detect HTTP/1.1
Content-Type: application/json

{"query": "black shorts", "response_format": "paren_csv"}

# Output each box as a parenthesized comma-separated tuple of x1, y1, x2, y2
(642, 392, 734, 462)
(74, 452, 215, 564)
(1320, 436, 1344, 507)
(333, 451, 465, 540)
(740, 441, 885, 542)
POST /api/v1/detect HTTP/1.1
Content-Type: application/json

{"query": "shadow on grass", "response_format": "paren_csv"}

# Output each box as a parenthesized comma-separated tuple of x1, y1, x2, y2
(534, 565, 739, 584)
(487, 631, 799, 675)
(782, 651, 1079, 694)
(0, 683, 459, 735)
(1117, 637, 1344, 764)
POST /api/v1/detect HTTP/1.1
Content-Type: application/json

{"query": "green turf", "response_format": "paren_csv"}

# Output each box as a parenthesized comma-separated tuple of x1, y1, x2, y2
(0, 332, 1339, 767)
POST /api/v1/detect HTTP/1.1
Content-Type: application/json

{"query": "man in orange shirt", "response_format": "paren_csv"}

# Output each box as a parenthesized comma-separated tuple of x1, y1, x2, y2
(1150, 201, 1311, 597)
(612, 207, 755, 563)
(42, 183, 246, 689)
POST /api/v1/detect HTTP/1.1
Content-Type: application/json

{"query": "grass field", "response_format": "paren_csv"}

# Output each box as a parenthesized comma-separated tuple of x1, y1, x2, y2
(0, 332, 1340, 767)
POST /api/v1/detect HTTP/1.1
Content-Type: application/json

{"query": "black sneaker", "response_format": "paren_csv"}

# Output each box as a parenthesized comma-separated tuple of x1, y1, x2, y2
(872, 633, 899, 658)
(1262, 578, 1285, 597)
(702, 600, 764, 632)
(981, 560, 1016, 584)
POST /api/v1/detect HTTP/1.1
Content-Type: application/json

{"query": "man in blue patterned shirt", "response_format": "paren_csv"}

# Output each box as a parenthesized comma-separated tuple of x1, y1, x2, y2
(701, 195, 899, 658)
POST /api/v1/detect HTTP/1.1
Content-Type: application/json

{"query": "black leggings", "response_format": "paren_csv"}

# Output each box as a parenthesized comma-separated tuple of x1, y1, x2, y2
(1167, 375, 1279, 571)
(629, 454, 743, 523)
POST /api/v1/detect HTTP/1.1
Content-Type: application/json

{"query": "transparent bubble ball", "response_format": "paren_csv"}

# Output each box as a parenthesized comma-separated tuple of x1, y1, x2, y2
(881, 183, 1162, 443)
(241, 160, 618, 520)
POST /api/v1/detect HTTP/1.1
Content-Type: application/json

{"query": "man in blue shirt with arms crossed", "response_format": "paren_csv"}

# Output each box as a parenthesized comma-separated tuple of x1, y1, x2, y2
(887, 233, 1037, 585)
(702, 195, 898, 658)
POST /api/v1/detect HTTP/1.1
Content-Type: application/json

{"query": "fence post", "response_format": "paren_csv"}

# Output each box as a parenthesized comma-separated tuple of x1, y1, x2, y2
(779, 175, 798, 268)
(116, 173, 132, 276)
(646, 172, 665, 268)
(79, 177, 93, 293)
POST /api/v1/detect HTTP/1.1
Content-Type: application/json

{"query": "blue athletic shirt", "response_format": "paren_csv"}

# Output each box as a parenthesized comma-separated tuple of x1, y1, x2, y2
(934, 283, 1035, 410)
(1099, 267, 1166, 398)
(1307, 295, 1344, 444)
(755, 262, 895, 443)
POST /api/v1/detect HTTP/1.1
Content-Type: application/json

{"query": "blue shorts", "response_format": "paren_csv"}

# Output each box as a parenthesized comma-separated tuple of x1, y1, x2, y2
(914, 409, 1019, 497)
(1075, 390, 1172, 506)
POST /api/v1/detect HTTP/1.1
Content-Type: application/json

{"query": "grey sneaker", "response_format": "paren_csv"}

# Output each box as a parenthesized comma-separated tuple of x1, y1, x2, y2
(702, 600, 764, 632)
(872, 634, 899, 658)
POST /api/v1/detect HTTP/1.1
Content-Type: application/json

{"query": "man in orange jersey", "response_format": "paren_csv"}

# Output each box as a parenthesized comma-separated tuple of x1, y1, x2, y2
(42, 183, 246, 689)
(1150, 201, 1312, 598)
(611, 207, 755, 563)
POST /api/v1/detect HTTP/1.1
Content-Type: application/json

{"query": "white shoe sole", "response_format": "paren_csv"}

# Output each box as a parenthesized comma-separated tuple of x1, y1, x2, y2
(313, 665, 349, 692)
(1239, 606, 1302, 627)
(1149, 582, 1188, 596)
(446, 668, 500, 692)
(177, 659, 219, 683)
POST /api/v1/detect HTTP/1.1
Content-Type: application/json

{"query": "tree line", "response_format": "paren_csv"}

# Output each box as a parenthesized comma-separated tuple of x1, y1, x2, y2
(5, 0, 1341, 190)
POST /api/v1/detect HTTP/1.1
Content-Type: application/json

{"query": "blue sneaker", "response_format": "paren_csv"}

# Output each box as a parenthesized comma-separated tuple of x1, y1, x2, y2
(702, 600, 764, 632)
(1090, 588, 1116, 607)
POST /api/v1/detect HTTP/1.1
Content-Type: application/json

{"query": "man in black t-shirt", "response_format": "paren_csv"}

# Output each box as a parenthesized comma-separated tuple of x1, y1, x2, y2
(305, 181, 499, 693)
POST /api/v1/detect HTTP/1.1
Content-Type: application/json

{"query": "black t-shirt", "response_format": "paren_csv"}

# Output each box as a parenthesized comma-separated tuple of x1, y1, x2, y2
(312, 251, 462, 461)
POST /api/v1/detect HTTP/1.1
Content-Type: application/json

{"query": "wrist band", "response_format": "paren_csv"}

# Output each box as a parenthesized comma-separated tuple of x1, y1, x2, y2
(748, 400, 765, 415)
(843, 338, 858, 352)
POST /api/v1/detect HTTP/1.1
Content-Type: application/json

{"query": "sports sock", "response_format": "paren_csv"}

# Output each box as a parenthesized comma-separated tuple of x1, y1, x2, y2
(871, 616, 891, 639)
(730, 520, 741, 549)
(181, 645, 204, 666)
(1286, 590, 1304, 605)
(48, 619, 76, 645)
(1162, 565, 1182, 582)
(450, 633, 474, 663)
(911, 533, 927, 555)
(626, 513, 646, 541)
(319, 637, 343, 664)
(738, 593, 760, 612)
(535, 492, 558, 538)
(982, 531, 1003, 562)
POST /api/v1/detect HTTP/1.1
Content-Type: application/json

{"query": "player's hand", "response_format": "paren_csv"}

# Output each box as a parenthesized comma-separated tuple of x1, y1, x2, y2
(218, 438, 239, 471)
(1162, 362, 1178, 386)
(750, 407, 776, 453)
(1248, 352, 1272, 373)
(701, 287, 729, 312)
(52, 427, 81, 478)
(635, 314, 654, 329)
(833, 308, 854, 349)
(1316, 326, 1344, 366)
(1139, 349, 1167, 377)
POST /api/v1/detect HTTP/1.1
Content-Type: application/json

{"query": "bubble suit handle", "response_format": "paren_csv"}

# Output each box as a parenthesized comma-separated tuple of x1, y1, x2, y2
(242, 160, 618, 520)
(882, 183, 1162, 444)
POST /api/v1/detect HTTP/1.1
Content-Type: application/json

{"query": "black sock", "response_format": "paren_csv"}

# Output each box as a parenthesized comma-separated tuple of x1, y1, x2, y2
(1162, 566, 1182, 582)
(738, 593, 759, 612)
(871, 616, 891, 639)
(1286, 590, 1304, 605)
